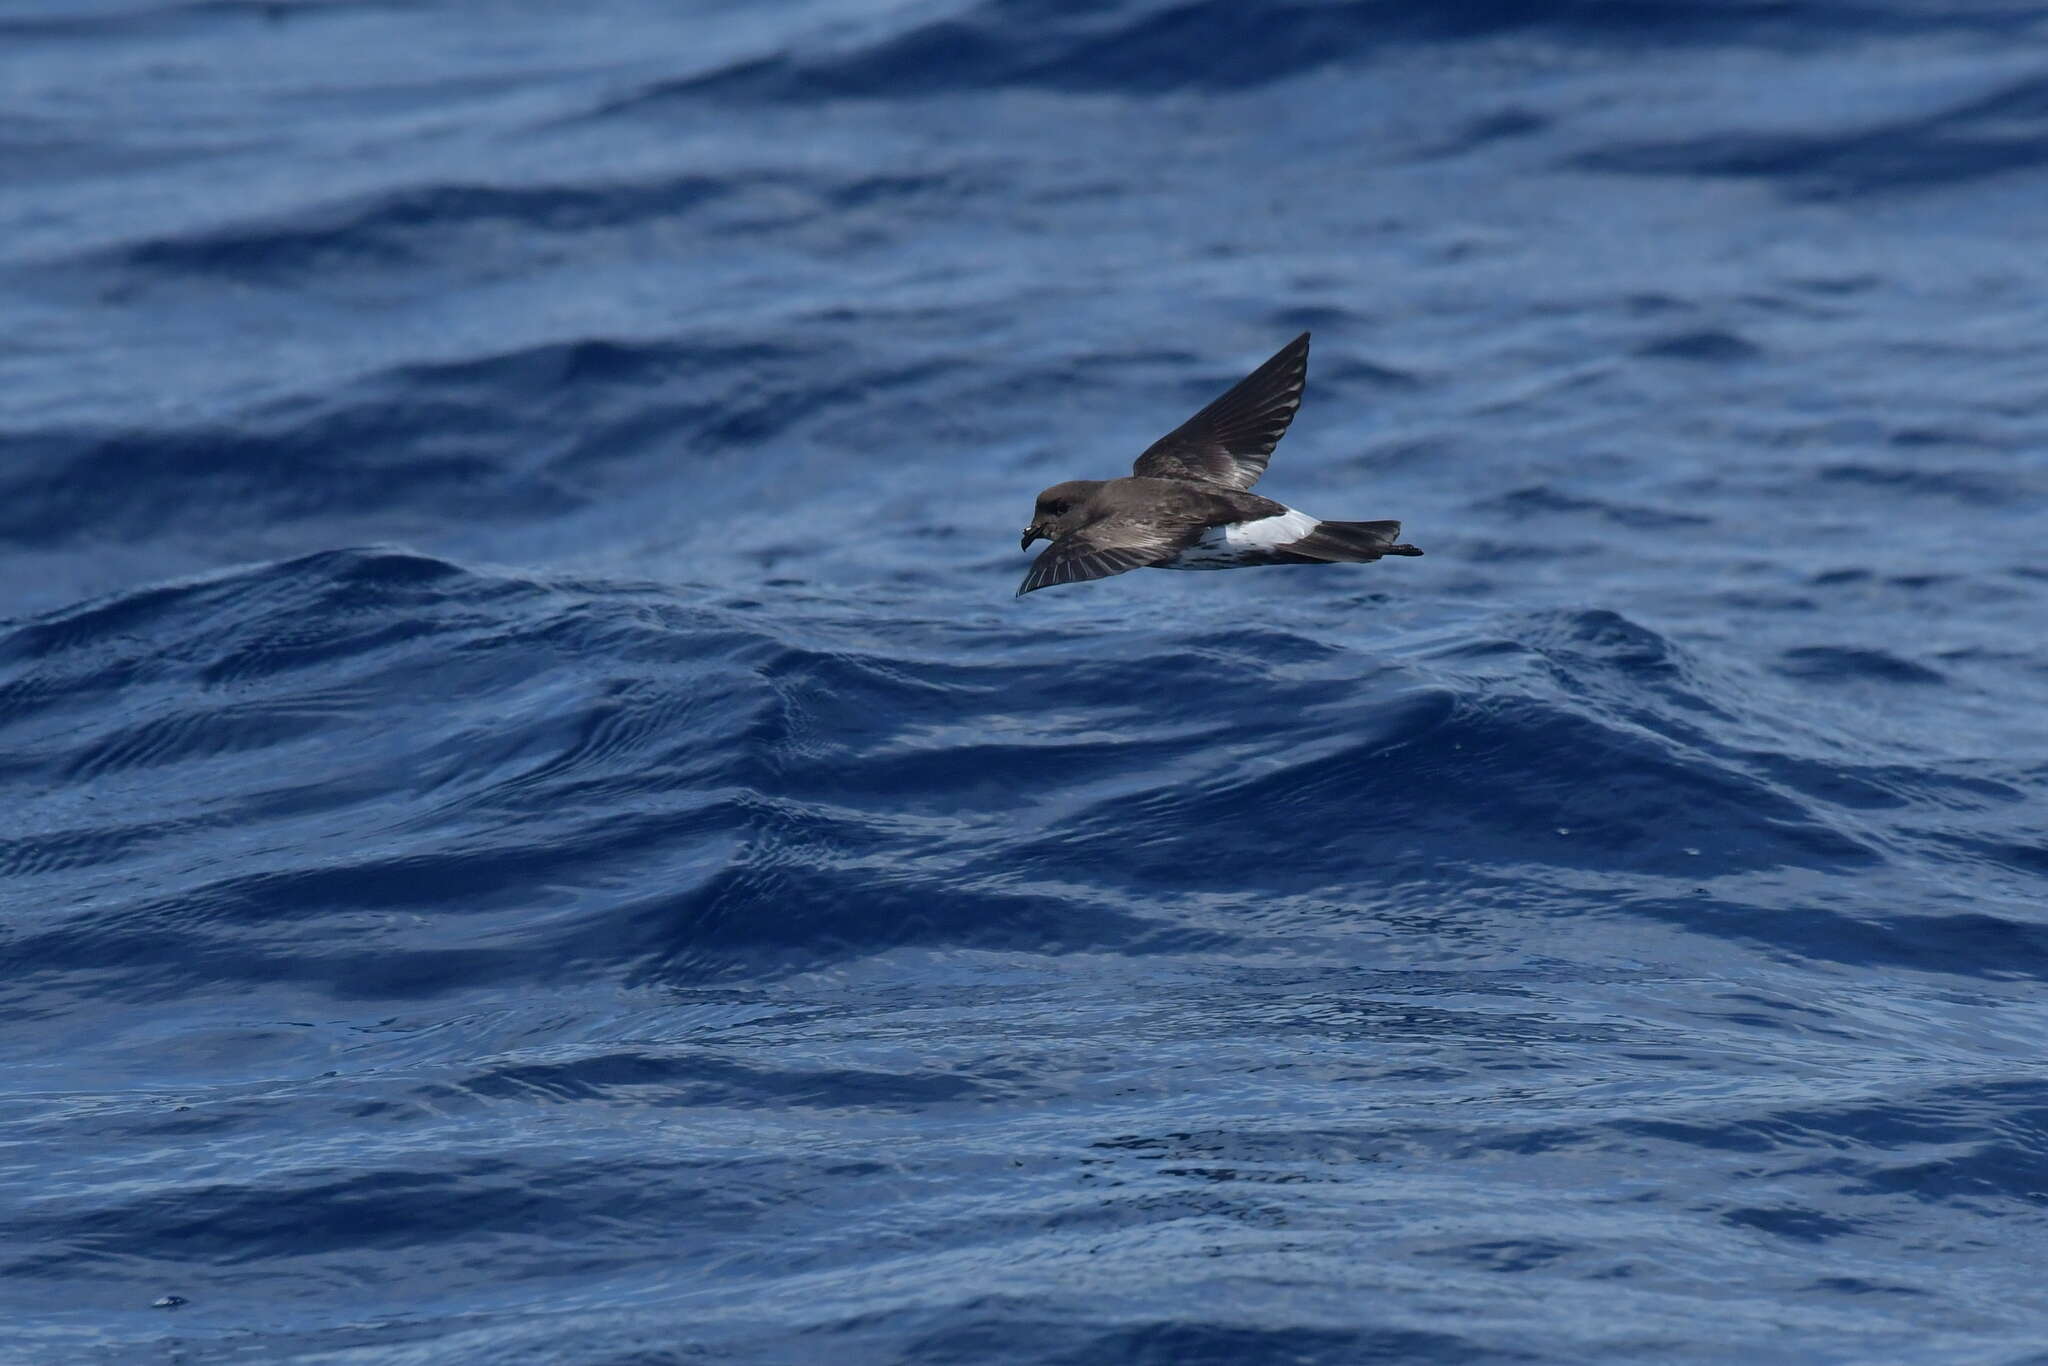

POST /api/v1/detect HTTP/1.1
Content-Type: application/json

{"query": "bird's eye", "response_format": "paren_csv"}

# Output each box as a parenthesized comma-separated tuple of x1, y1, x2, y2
(1047, 500, 1067, 515)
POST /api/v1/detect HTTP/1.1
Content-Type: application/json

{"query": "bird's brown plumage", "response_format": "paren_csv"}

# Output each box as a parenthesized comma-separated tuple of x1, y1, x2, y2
(1017, 332, 1419, 596)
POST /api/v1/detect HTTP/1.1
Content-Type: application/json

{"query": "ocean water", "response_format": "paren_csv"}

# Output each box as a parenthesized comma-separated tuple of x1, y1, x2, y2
(4, 2, 2048, 1362)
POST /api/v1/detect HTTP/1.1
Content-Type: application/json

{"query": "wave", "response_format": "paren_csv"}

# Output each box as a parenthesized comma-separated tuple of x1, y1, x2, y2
(0, 331, 957, 556)
(1578, 71, 2048, 197)
(597, 0, 2048, 109)
(54, 164, 983, 291)
(3, 552, 2038, 1028)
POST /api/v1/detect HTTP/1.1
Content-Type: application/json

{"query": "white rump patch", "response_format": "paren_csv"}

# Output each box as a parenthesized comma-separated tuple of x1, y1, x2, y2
(1169, 507, 1321, 569)
(1222, 508, 1320, 550)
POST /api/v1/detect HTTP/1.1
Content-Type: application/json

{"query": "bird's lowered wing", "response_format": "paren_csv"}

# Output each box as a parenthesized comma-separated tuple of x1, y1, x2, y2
(1130, 332, 1308, 491)
(1017, 518, 1186, 596)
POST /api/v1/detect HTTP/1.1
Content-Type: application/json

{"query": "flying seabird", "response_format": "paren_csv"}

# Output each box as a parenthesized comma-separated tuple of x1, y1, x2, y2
(1016, 332, 1421, 596)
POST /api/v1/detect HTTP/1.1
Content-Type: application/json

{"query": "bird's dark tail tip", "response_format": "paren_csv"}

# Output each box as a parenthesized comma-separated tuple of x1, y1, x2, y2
(1287, 519, 1422, 562)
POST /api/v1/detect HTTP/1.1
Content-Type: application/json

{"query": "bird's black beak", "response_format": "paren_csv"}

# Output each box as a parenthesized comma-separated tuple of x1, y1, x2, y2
(1021, 526, 1042, 552)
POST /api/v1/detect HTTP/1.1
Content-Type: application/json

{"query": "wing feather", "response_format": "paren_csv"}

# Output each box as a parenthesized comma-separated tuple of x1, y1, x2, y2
(1131, 332, 1309, 491)
(1017, 521, 1184, 596)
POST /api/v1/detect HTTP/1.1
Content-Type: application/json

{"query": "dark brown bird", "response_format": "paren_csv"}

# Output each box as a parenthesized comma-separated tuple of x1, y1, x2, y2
(1017, 332, 1421, 596)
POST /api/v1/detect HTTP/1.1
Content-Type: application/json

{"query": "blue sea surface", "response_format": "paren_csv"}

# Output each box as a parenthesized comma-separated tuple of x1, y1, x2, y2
(5, 2, 2048, 1362)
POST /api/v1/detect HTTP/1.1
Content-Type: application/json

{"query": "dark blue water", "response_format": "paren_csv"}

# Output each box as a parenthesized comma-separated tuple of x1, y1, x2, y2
(6, 3, 2048, 1362)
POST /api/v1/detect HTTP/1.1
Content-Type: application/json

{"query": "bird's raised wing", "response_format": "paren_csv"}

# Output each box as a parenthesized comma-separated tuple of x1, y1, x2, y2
(1017, 518, 1186, 596)
(1131, 332, 1308, 491)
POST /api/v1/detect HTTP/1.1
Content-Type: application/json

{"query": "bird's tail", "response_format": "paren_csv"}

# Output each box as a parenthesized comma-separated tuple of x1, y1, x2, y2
(1285, 519, 1423, 562)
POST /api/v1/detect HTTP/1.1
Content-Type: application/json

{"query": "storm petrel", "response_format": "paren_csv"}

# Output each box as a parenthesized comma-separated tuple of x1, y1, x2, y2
(1017, 332, 1421, 596)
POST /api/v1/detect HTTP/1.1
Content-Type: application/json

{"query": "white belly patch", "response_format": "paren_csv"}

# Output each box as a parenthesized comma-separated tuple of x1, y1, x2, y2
(1166, 508, 1321, 569)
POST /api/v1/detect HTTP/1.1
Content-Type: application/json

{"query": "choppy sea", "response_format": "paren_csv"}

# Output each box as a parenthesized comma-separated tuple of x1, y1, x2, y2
(5, 2, 2048, 1362)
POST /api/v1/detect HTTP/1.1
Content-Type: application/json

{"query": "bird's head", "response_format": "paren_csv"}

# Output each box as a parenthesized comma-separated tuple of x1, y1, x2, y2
(1021, 480, 1102, 551)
